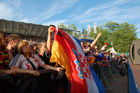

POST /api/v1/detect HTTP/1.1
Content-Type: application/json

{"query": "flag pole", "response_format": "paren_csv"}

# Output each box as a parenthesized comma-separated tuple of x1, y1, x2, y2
(94, 22, 97, 40)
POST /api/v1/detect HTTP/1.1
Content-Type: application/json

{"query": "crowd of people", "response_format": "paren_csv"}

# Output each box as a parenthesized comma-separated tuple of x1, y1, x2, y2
(81, 32, 128, 83)
(0, 25, 128, 93)
(0, 25, 67, 93)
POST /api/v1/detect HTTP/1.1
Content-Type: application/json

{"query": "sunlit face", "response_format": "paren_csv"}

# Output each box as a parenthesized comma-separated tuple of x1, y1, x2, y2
(9, 40, 17, 48)
(40, 43, 46, 52)
(41, 44, 46, 49)
(22, 44, 32, 54)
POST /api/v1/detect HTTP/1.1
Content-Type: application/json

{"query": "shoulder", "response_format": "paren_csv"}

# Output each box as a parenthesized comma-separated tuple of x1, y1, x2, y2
(18, 54, 26, 60)
(19, 54, 25, 58)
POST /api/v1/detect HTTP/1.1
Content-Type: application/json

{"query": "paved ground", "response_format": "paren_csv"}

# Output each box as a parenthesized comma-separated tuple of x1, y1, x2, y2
(105, 73, 128, 93)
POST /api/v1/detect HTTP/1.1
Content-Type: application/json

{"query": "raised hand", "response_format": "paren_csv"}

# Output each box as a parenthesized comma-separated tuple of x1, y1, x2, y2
(48, 26, 56, 34)
(6, 41, 16, 51)
(56, 67, 65, 79)
(97, 32, 102, 37)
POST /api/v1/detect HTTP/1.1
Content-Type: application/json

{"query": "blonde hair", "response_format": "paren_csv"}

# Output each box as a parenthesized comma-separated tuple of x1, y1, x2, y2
(17, 40, 28, 53)
(38, 42, 46, 49)
(8, 34, 20, 41)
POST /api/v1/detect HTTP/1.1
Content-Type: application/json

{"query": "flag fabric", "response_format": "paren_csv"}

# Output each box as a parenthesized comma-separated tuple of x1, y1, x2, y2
(87, 25, 91, 36)
(50, 28, 105, 93)
(89, 65, 105, 93)
(81, 28, 84, 34)
(94, 23, 97, 33)
(128, 63, 140, 93)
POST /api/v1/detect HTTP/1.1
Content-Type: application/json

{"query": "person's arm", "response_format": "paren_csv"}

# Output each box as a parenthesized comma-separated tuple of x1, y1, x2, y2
(46, 26, 55, 53)
(90, 32, 102, 48)
(105, 47, 111, 52)
(6, 42, 14, 61)
(10, 55, 40, 76)
(42, 64, 64, 78)
(0, 69, 16, 75)
(42, 64, 57, 71)
(10, 66, 40, 76)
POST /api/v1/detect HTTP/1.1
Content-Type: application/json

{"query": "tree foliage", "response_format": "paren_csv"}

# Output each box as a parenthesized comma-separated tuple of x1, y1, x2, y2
(110, 22, 137, 52)
(58, 23, 73, 35)
(91, 22, 137, 52)
(68, 24, 77, 31)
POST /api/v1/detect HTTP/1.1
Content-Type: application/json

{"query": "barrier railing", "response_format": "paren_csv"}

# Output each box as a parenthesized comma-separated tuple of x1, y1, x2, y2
(0, 70, 68, 93)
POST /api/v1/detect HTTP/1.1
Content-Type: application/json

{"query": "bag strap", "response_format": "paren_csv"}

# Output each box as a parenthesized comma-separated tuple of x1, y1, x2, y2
(26, 57, 36, 70)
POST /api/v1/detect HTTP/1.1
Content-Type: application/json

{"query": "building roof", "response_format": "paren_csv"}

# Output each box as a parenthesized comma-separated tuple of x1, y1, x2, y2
(0, 19, 50, 39)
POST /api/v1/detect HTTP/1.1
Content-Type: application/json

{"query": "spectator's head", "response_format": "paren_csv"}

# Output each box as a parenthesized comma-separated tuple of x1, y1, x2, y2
(0, 32, 8, 47)
(7, 34, 20, 48)
(29, 44, 39, 54)
(38, 42, 46, 54)
(86, 42, 91, 46)
(33, 44, 38, 51)
(18, 40, 32, 55)
(121, 52, 125, 57)
(8, 34, 20, 41)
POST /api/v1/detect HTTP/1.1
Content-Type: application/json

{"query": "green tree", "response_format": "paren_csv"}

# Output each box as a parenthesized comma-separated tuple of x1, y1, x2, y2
(68, 24, 77, 30)
(111, 22, 137, 52)
(105, 21, 120, 32)
(58, 23, 73, 35)
(89, 22, 137, 52)
(58, 23, 67, 29)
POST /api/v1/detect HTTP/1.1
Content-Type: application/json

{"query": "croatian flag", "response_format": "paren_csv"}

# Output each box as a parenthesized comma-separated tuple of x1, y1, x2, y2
(50, 28, 105, 93)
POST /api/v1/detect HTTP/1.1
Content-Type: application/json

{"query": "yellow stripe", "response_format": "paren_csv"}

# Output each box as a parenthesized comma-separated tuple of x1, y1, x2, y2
(50, 41, 70, 81)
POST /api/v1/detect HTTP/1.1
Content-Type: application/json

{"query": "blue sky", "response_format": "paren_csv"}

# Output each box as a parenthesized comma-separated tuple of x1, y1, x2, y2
(0, 0, 140, 38)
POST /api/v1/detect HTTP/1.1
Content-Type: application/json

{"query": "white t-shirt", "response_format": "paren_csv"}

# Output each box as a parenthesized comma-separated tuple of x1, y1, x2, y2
(101, 46, 105, 51)
(15, 54, 45, 70)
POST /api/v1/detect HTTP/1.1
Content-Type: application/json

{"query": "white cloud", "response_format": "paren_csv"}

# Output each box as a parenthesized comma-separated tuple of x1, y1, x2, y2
(43, 19, 67, 26)
(11, 0, 21, 7)
(68, 0, 140, 25)
(85, 0, 128, 14)
(30, 0, 79, 23)
(0, 2, 14, 19)
(71, 0, 129, 22)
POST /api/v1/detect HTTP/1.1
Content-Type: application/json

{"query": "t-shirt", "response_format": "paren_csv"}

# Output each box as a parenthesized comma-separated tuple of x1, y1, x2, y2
(9, 54, 21, 66)
(14, 54, 45, 70)
(38, 50, 56, 66)
(98, 53, 104, 62)
(101, 46, 105, 51)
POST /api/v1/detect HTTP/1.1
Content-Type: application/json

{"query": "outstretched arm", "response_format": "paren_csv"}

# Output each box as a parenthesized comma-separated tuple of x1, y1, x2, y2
(46, 26, 55, 53)
(10, 66, 40, 76)
(90, 32, 102, 48)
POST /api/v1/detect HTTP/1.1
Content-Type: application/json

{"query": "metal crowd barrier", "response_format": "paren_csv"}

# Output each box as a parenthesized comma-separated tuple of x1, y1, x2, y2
(93, 60, 120, 90)
(0, 70, 68, 93)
